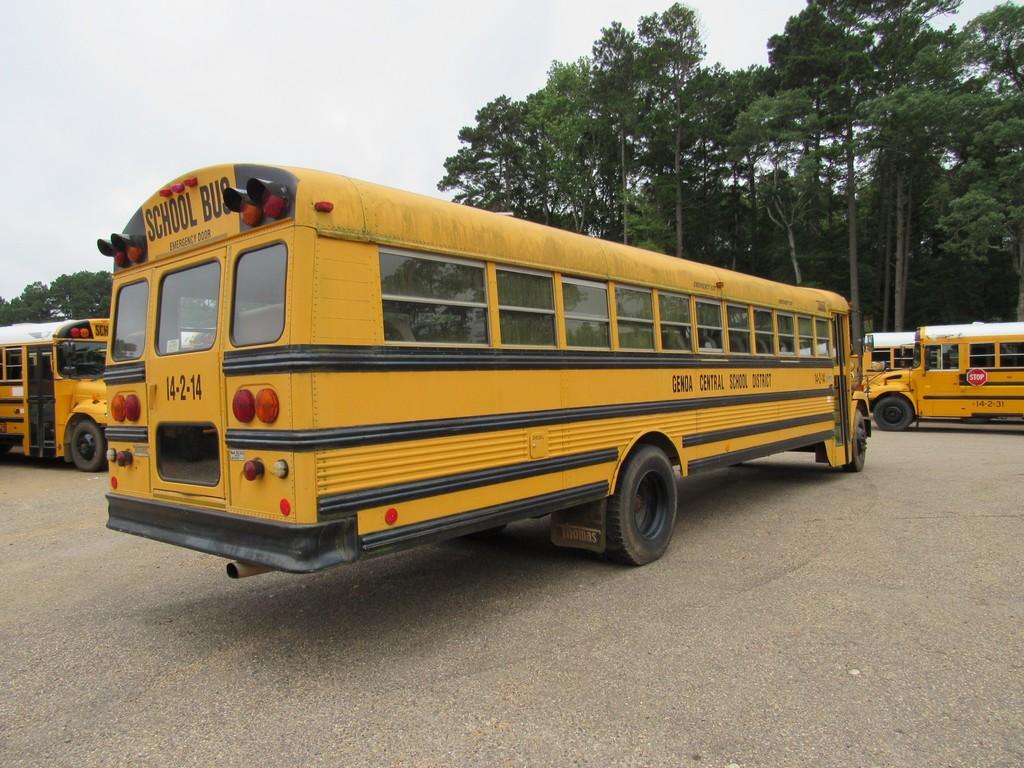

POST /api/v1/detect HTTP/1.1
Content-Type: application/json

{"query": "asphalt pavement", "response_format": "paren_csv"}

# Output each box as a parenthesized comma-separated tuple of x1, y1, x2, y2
(1, 421, 1022, 767)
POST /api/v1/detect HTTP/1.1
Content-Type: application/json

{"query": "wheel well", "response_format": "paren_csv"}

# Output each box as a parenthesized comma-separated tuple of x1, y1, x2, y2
(613, 432, 680, 493)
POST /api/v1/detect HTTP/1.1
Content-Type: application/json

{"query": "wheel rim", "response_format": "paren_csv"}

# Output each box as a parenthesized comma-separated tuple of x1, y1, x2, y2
(631, 472, 666, 539)
(76, 432, 96, 461)
(880, 403, 904, 425)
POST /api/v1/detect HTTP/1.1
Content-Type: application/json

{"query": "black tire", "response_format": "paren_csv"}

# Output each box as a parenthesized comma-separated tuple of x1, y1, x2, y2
(0, 444, 11, 456)
(843, 410, 868, 473)
(873, 396, 914, 431)
(606, 445, 678, 565)
(70, 420, 106, 472)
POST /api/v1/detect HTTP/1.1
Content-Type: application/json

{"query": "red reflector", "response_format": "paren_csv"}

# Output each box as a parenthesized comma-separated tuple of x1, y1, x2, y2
(241, 202, 262, 227)
(183, 177, 198, 187)
(124, 394, 141, 422)
(79, 327, 91, 338)
(110, 394, 126, 422)
(171, 182, 185, 194)
(159, 188, 173, 198)
(280, 499, 291, 516)
(113, 252, 128, 268)
(232, 389, 256, 422)
(385, 507, 398, 526)
(263, 194, 286, 219)
(70, 327, 81, 338)
(110, 477, 118, 490)
(243, 459, 264, 481)
(255, 388, 279, 423)
(314, 201, 334, 212)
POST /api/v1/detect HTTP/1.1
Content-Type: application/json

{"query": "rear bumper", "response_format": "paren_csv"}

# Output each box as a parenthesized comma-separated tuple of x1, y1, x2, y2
(106, 494, 358, 573)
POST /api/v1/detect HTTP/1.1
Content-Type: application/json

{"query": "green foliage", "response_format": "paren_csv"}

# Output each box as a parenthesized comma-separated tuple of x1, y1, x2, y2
(440, 0, 1024, 326)
(0, 271, 111, 325)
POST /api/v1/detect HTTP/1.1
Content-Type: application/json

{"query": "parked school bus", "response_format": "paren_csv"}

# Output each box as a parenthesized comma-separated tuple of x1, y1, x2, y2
(868, 322, 1024, 430)
(97, 164, 869, 576)
(863, 331, 916, 381)
(0, 318, 109, 470)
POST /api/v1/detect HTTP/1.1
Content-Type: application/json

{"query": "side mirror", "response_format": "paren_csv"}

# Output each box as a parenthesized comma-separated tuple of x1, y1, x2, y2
(870, 361, 884, 371)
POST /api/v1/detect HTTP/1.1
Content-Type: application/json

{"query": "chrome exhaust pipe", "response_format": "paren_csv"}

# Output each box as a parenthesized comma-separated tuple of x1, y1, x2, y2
(226, 561, 274, 579)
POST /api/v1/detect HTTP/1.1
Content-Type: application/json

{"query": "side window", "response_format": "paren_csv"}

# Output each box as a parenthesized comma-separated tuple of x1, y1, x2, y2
(232, 243, 287, 347)
(112, 280, 149, 361)
(659, 293, 693, 352)
(999, 342, 1024, 368)
(777, 314, 796, 355)
(562, 278, 610, 349)
(616, 286, 654, 350)
(157, 262, 221, 355)
(4, 347, 23, 381)
(380, 250, 488, 345)
(695, 300, 724, 352)
(797, 316, 814, 357)
(925, 344, 959, 370)
(814, 318, 831, 357)
(496, 268, 555, 347)
(754, 309, 775, 355)
(894, 346, 914, 368)
(726, 304, 751, 354)
(969, 342, 995, 368)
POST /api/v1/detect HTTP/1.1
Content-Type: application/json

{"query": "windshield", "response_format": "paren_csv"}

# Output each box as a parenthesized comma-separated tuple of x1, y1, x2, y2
(57, 341, 106, 379)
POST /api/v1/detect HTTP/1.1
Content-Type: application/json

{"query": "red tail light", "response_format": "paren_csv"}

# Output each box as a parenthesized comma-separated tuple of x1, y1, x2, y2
(255, 389, 279, 423)
(124, 394, 141, 422)
(232, 389, 256, 422)
(110, 394, 126, 422)
(243, 459, 264, 481)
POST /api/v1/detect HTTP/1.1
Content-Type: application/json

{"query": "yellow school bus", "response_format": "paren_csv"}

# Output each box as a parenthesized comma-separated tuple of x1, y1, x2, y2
(868, 322, 1024, 430)
(862, 331, 916, 383)
(97, 164, 868, 575)
(0, 318, 109, 470)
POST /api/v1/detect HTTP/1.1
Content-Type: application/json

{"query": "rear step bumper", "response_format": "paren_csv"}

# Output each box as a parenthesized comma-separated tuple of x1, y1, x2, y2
(106, 494, 358, 573)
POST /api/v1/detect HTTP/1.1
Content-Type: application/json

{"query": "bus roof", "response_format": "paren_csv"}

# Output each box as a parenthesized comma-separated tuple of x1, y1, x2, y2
(865, 331, 916, 347)
(0, 320, 106, 345)
(112, 164, 850, 317)
(920, 322, 1024, 340)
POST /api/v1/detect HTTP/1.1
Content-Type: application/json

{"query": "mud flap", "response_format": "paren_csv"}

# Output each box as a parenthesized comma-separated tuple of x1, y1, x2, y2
(550, 499, 607, 553)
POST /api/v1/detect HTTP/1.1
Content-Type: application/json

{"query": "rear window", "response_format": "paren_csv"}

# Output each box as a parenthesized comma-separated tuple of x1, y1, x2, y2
(158, 262, 221, 356)
(112, 281, 149, 361)
(232, 243, 287, 346)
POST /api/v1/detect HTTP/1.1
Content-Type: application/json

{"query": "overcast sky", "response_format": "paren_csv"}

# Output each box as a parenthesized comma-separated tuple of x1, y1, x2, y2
(0, 0, 1002, 300)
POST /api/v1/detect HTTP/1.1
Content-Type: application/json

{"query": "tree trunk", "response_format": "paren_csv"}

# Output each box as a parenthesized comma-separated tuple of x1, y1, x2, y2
(893, 170, 906, 331)
(882, 174, 893, 331)
(748, 164, 758, 272)
(787, 224, 802, 285)
(1016, 224, 1024, 321)
(620, 128, 628, 245)
(675, 124, 684, 259)
(846, 126, 861, 351)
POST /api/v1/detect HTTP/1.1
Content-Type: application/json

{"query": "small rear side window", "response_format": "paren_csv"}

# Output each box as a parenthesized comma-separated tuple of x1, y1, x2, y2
(232, 243, 287, 347)
(112, 281, 149, 361)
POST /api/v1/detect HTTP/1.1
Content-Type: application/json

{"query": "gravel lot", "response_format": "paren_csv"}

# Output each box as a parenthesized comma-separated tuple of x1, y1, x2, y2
(1, 422, 1022, 767)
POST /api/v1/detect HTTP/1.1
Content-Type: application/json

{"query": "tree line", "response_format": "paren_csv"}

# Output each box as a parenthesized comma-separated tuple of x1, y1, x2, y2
(439, 0, 1024, 338)
(0, 271, 111, 325)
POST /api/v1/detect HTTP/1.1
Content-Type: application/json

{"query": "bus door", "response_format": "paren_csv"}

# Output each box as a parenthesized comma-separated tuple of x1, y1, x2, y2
(147, 255, 227, 502)
(831, 314, 852, 464)
(920, 342, 963, 418)
(26, 346, 56, 458)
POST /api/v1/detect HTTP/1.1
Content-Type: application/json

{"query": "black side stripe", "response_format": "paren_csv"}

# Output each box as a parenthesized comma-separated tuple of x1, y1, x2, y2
(361, 482, 609, 554)
(0, 398, 23, 404)
(105, 426, 148, 442)
(223, 344, 834, 375)
(923, 395, 1024, 401)
(229, 388, 834, 452)
(0, 416, 23, 423)
(683, 414, 834, 447)
(317, 448, 618, 519)
(105, 362, 146, 385)
(687, 430, 834, 474)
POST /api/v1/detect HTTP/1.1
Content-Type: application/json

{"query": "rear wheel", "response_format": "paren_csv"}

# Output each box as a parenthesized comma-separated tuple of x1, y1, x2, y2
(843, 411, 867, 473)
(0, 444, 11, 456)
(873, 396, 913, 431)
(71, 420, 106, 472)
(606, 446, 678, 565)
